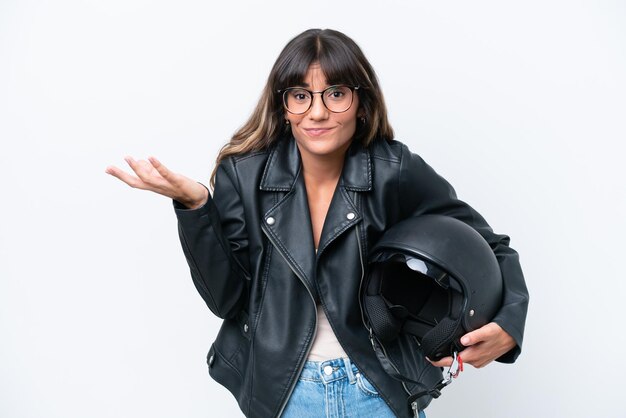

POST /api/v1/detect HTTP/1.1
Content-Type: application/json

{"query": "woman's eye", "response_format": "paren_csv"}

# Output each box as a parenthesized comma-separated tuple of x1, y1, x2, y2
(326, 88, 346, 100)
(290, 90, 310, 101)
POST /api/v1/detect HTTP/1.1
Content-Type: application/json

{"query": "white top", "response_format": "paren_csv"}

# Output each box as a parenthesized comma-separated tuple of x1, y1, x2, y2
(308, 303, 349, 361)
(308, 248, 348, 361)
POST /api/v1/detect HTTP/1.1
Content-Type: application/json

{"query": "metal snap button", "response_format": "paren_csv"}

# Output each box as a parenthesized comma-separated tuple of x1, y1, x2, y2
(323, 365, 333, 375)
(243, 323, 249, 333)
(266, 216, 275, 225)
(346, 212, 355, 220)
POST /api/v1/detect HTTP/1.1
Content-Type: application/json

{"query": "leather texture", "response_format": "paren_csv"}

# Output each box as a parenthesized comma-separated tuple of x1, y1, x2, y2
(173, 135, 529, 418)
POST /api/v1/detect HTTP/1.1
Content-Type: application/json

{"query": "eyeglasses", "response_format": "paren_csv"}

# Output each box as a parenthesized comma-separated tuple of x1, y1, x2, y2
(278, 85, 359, 115)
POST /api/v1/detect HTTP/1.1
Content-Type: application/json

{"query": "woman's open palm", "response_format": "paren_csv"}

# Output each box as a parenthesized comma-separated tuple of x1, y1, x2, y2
(105, 156, 208, 209)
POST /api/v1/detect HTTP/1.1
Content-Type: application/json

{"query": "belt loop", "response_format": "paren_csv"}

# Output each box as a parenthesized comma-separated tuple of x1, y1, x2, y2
(343, 357, 356, 384)
(317, 360, 324, 379)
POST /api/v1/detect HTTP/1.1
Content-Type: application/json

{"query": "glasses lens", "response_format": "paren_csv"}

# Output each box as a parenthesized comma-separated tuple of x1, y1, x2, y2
(283, 86, 355, 114)
(284, 88, 311, 114)
(323, 86, 353, 112)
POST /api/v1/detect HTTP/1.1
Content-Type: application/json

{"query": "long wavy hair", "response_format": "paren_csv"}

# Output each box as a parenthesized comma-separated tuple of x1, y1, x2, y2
(210, 28, 394, 188)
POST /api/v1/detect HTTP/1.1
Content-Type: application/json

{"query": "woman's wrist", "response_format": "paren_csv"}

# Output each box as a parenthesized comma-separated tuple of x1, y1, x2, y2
(178, 183, 209, 209)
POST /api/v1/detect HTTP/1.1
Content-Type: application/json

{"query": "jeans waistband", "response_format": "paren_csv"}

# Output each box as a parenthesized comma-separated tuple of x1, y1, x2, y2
(299, 357, 359, 383)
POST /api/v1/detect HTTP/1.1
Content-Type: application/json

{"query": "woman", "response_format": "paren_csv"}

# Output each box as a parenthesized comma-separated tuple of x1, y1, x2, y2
(106, 29, 528, 418)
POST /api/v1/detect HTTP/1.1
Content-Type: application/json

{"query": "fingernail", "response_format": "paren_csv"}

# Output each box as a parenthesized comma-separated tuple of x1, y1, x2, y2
(461, 337, 469, 345)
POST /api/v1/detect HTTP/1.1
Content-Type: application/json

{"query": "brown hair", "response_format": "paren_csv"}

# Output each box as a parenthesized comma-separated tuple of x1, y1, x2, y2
(210, 28, 394, 188)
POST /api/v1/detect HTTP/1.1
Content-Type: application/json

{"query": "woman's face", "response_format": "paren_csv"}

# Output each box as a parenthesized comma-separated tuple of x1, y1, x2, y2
(285, 63, 361, 163)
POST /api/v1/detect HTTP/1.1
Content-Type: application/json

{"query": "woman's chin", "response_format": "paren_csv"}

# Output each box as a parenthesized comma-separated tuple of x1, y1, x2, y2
(295, 138, 353, 160)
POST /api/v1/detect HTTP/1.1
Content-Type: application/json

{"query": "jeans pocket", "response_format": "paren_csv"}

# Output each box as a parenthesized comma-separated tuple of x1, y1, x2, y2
(355, 372, 381, 397)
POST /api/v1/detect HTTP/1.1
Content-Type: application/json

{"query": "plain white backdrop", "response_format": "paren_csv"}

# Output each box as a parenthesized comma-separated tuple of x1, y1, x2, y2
(1, 1, 625, 417)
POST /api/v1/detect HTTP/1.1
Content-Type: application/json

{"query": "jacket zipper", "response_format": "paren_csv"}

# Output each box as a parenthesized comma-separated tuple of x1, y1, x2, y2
(261, 225, 318, 418)
(355, 225, 368, 329)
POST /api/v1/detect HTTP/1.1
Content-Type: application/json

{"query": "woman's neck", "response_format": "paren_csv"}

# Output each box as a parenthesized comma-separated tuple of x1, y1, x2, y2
(298, 150, 346, 250)
(298, 148, 347, 187)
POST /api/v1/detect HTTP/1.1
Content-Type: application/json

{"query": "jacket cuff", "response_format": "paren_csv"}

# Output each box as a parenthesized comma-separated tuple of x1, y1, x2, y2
(492, 315, 524, 364)
(172, 183, 214, 225)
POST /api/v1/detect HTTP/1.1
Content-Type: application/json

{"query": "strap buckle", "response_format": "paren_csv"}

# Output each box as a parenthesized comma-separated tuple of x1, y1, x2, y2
(443, 351, 463, 385)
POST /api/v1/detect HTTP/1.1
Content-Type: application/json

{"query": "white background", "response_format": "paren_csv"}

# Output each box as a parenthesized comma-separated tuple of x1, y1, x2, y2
(1, 1, 625, 417)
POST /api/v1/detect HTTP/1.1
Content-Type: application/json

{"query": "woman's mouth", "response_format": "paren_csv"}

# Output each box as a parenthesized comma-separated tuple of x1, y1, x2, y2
(304, 127, 334, 137)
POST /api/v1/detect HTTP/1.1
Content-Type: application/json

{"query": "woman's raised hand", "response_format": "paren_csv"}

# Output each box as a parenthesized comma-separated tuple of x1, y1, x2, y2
(105, 156, 209, 209)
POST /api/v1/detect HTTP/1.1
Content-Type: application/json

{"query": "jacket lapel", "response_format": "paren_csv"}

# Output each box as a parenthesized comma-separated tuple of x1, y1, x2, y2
(260, 138, 317, 293)
(317, 141, 372, 256)
(259, 136, 372, 289)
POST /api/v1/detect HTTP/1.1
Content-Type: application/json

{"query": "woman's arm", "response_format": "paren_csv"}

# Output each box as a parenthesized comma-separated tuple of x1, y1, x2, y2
(106, 156, 250, 319)
(398, 144, 529, 366)
(173, 161, 250, 319)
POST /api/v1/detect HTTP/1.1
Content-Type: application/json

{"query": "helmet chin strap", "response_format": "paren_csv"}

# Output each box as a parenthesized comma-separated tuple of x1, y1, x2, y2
(368, 328, 464, 418)
(408, 351, 463, 418)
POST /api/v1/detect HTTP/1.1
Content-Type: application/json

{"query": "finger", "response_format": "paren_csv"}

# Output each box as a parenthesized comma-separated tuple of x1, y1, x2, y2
(455, 346, 478, 365)
(125, 156, 164, 186)
(475, 359, 493, 369)
(457, 345, 494, 369)
(125, 156, 151, 179)
(460, 324, 494, 347)
(148, 156, 175, 182)
(124, 156, 138, 170)
(105, 165, 145, 189)
(427, 356, 453, 368)
(460, 332, 476, 347)
(465, 355, 492, 369)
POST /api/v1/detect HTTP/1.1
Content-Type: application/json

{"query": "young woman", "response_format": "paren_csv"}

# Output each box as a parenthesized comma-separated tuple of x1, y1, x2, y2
(106, 28, 529, 418)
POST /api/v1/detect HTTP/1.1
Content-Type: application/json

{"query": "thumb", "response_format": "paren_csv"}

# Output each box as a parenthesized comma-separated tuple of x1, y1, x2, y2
(460, 328, 485, 347)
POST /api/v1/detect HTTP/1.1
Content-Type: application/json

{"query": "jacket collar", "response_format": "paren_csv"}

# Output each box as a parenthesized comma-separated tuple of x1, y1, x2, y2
(259, 134, 372, 192)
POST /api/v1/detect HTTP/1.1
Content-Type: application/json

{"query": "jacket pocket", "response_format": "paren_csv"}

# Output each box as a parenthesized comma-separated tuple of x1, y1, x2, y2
(207, 312, 252, 405)
(207, 343, 243, 399)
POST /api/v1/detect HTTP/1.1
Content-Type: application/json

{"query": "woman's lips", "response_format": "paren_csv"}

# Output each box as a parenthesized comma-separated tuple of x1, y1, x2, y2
(304, 127, 334, 137)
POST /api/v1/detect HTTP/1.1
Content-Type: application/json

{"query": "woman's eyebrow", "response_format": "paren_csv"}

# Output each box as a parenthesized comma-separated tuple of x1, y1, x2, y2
(294, 83, 335, 89)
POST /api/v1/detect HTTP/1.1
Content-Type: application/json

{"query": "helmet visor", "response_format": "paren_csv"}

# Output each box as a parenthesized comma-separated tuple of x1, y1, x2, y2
(369, 252, 462, 326)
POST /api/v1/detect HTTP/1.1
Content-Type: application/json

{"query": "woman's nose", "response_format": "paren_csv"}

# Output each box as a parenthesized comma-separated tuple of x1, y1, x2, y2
(308, 93, 329, 120)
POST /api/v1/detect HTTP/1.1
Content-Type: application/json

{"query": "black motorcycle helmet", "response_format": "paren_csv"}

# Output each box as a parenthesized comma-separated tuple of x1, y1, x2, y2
(364, 215, 503, 361)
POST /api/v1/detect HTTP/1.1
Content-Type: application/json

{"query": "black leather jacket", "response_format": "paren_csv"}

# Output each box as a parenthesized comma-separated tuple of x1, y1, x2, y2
(173, 136, 529, 418)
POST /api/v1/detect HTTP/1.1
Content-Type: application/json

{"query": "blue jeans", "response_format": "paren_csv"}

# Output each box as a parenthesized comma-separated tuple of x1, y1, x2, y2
(281, 357, 426, 418)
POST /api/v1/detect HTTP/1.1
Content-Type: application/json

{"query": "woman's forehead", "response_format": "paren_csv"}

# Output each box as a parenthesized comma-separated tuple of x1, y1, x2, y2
(298, 64, 327, 87)
(287, 62, 353, 88)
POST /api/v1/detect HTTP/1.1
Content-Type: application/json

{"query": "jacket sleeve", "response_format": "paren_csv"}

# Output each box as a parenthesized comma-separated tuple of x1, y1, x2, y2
(172, 159, 250, 319)
(398, 144, 529, 363)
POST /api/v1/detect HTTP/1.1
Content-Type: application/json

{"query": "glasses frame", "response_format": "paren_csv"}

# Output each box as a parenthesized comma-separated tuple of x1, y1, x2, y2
(277, 85, 360, 115)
